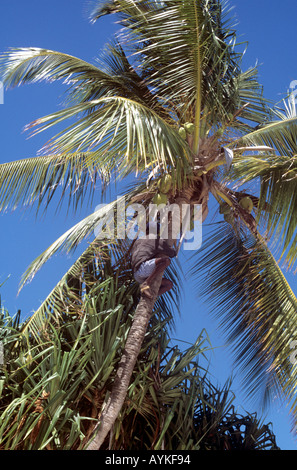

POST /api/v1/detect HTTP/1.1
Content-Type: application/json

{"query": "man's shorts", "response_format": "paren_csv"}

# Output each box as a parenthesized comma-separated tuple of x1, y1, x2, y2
(134, 258, 156, 283)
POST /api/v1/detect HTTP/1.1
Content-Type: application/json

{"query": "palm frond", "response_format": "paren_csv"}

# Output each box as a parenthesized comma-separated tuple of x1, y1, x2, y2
(0, 47, 188, 178)
(18, 196, 125, 290)
(232, 115, 297, 157)
(22, 95, 190, 179)
(0, 45, 176, 125)
(0, 47, 133, 98)
(0, 153, 109, 214)
(86, 40, 171, 120)
(90, 1, 247, 139)
(30, 262, 179, 344)
(230, 153, 297, 270)
(17, 238, 118, 341)
(191, 222, 297, 430)
(227, 66, 270, 133)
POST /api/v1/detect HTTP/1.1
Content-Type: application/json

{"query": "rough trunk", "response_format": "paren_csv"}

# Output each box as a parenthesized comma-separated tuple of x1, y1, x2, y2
(85, 183, 209, 450)
(85, 269, 164, 450)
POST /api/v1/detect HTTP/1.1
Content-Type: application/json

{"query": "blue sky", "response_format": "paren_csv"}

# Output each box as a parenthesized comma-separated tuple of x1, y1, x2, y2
(1, 0, 297, 450)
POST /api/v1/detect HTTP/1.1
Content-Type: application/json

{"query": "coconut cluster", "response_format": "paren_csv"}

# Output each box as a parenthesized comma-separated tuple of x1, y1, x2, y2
(239, 196, 253, 213)
(178, 122, 195, 139)
(219, 196, 254, 225)
(152, 174, 173, 206)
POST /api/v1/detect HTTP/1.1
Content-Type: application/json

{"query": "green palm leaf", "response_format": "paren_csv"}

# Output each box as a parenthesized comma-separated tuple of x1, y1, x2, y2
(0, 47, 133, 98)
(90, 0, 268, 140)
(19, 245, 181, 347)
(0, 45, 171, 117)
(191, 222, 297, 429)
(17, 239, 119, 342)
(0, 47, 190, 179)
(230, 152, 297, 269)
(0, 152, 109, 213)
(18, 196, 125, 290)
(233, 115, 297, 156)
(24, 96, 191, 177)
(228, 66, 270, 133)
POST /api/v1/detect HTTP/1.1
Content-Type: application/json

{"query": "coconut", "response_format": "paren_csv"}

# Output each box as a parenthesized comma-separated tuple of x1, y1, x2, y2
(178, 127, 187, 139)
(219, 202, 231, 215)
(158, 174, 172, 194)
(224, 212, 233, 224)
(152, 192, 168, 206)
(239, 196, 253, 213)
(184, 122, 195, 134)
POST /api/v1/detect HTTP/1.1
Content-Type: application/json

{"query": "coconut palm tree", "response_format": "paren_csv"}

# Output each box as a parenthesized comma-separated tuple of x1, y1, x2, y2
(1, 0, 297, 448)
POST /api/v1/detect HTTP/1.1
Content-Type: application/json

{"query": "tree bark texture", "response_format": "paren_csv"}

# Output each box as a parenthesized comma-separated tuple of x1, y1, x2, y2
(86, 269, 164, 450)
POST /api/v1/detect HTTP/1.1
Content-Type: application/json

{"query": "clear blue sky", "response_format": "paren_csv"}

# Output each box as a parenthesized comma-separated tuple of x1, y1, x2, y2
(1, 0, 297, 450)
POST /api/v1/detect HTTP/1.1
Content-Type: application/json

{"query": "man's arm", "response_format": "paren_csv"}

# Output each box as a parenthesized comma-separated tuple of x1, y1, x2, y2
(157, 239, 177, 258)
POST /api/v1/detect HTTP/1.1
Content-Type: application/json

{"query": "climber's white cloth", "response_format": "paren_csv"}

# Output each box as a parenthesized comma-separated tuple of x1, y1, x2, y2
(134, 258, 156, 283)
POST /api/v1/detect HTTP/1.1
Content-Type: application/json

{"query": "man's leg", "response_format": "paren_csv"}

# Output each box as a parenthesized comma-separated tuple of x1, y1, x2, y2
(146, 257, 171, 283)
(158, 278, 173, 296)
(140, 258, 171, 298)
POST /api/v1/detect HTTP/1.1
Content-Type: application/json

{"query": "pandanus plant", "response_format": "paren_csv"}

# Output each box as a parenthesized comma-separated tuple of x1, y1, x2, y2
(1, 0, 297, 448)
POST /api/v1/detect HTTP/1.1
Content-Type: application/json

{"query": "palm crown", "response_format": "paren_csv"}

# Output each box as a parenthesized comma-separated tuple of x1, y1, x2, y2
(1, 0, 297, 438)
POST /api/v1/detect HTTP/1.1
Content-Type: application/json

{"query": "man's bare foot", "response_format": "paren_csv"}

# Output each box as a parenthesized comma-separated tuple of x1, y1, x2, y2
(140, 283, 153, 299)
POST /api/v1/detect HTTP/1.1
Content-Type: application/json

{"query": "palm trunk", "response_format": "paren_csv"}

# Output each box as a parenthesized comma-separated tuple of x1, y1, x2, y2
(85, 269, 164, 450)
(85, 187, 209, 450)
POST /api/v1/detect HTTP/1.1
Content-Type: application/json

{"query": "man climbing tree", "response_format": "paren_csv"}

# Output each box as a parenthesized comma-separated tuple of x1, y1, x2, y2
(131, 222, 176, 299)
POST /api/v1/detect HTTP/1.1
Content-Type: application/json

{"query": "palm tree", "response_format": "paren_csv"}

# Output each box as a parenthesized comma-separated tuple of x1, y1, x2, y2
(1, 0, 297, 448)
